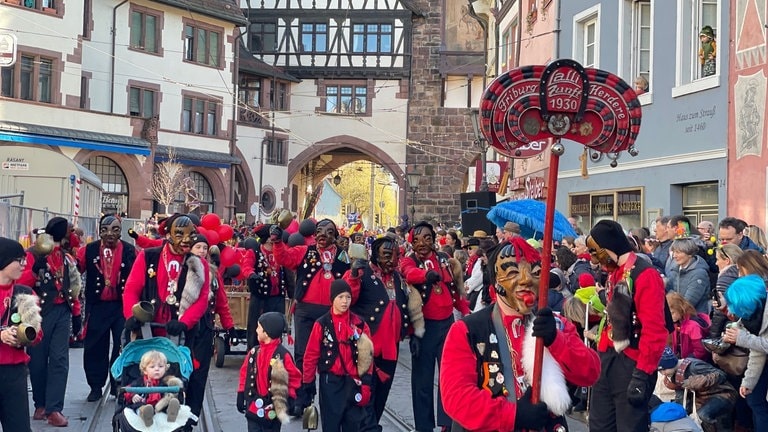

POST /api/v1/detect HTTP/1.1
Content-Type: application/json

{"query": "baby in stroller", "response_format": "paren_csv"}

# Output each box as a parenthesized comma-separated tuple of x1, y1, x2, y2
(111, 337, 195, 432)
(125, 350, 183, 427)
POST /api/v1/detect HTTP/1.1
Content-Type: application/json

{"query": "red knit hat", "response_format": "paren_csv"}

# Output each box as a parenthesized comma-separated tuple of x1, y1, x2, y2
(578, 273, 596, 288)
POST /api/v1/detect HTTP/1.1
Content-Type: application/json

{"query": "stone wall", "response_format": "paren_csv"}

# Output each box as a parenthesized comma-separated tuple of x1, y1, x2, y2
(407, 1, 479, 227)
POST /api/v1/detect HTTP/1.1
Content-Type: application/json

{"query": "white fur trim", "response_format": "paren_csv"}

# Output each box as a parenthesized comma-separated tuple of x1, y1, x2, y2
(522, 322, 572, 416)
(179, 255, 204, 316)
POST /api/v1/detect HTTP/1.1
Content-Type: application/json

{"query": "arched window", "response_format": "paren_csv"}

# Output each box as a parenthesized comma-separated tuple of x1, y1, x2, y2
(84, 156, 129, 214)
(174, 171, 214, 214)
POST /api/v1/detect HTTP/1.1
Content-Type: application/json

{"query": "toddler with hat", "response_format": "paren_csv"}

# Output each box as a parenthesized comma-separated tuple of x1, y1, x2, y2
(237, 311, 301, 430)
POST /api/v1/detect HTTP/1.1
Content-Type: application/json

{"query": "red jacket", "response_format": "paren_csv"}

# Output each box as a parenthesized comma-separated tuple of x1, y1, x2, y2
(302, 310, 373, 383)
(400, 252, 469, 320)
(597, 253, 668, 374)
(440, 312, 600, 431)
(134, 235, 163, 250)
(0, 283, 43, 365)
(238, 338, 301, 398)
(122, 246, 210, 331)
(18, 249, 82, 316)
(273, 242, 335, 306)
(213, 271, 235, 330)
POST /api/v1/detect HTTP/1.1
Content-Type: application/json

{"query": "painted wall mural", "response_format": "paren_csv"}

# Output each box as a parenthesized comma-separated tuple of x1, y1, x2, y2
(734, 0, 766, 69)
(734, 72, 766, 158)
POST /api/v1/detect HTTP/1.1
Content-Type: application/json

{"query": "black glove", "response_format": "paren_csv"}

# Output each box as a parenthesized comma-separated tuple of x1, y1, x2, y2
(269, 225, 283, 242)
(127, 228, 139, 240)
(124, 316, 142, 332)
(513, 388, 549, 431)
(626, 368, 654, 407)
(227, 328, 238, 342)
(236, 392, 246, 413)
(532, 307, 557, 347)
(409, 336, 421, 359)
(425, 270, 441, 285)
(71, 315, 82, 336)
(223, 264, 241, 279)
(165, 320, 188, 336)
(32, 257, 47, 274)
(351, 259, 367, 278)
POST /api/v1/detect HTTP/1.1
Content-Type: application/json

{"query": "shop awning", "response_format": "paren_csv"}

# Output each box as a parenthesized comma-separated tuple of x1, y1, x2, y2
(0, 121, 151, 155)
(155, 145, 241, 169)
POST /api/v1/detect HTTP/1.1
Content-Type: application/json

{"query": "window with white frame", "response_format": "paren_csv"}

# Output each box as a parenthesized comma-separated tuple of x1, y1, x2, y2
(676, 0, 719, 87)
(631, 1, 652, 93)
(573, 5, 600, 68)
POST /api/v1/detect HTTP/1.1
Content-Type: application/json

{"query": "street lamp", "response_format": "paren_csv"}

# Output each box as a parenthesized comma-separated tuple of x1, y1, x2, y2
(406, 171, 420, 222)
(469, 108, 489, 192)
(332, 170, 342, 186)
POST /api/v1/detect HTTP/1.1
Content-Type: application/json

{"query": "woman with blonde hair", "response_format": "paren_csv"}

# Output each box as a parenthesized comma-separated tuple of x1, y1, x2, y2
(736, 249, 768, 280)
(710, 243, 743, 338)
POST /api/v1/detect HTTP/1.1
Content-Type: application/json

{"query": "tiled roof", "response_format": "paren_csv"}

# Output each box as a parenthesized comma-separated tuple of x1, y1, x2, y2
(238, 43, 301, 82)
(151, 0, 248, 25)
(0, 120, 150, 148)
(155, 145, 241, 165)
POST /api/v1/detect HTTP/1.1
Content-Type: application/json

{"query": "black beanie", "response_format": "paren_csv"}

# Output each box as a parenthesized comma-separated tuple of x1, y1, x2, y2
(330, 279, 352, 303)
(258, 312, 285, 339)
(0, 237, 25, 270)
(589, 220, 633, 256)
(190, 233, 208, 246)
(45, 217, 69, 242)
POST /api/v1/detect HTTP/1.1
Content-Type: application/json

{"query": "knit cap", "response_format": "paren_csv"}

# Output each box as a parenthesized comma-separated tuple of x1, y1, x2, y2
(589, 220, 633, 256)
(658, 346, 678, 370)
(330, 279, 352, 302)
(258, 312, 286, 339)
(578, 273, 596, 288)
(0, 237, 26, 270)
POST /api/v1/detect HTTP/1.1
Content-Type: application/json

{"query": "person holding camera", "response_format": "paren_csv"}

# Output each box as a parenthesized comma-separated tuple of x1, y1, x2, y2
(0, 237, 42, 432)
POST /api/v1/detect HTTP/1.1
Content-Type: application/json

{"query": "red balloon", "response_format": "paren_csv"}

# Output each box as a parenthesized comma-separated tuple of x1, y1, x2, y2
(206, 230, 220, 246)
(220, 246, 236, 267)
(196, 227, 208, 237)
(218, 224, 234, 242)
(201, 213, 221, 230)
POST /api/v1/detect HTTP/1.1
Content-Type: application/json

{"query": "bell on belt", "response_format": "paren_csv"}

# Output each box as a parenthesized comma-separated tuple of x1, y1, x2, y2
(166, 295, 177, 306)
(302, 404, 318, 430)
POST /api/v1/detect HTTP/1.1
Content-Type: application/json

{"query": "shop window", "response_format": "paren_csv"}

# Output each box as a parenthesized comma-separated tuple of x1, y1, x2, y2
(84, 156, 129, 214)
(570, 187, 644, 229)
(173, 171, 214, 214)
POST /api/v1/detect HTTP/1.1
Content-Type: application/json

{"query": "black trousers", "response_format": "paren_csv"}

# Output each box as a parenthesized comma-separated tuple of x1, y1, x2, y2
(411, 317, 453, 432)
(83, 301, 124, 393)
(589, 349, 654, 432)
(187, 320, 214, 417)
(318, 373, 367, 432)
(373, 357, 398, 422)
(0, 363, 32, 432)
(247, 295, 285, 349)
(293, 303, 330, 408)
(28, 303, 71, 414)
(247, 418, 281, 432)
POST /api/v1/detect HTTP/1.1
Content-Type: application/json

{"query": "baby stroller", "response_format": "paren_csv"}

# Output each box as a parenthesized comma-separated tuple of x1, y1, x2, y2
(110, 335, 196, 432)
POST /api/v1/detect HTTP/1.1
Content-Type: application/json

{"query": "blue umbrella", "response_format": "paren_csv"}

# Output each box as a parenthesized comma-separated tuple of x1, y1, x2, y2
(487, 199, 577, 242)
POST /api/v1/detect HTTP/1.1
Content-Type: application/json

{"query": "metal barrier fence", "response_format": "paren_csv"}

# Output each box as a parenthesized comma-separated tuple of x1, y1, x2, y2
(0, 202, 99, 247)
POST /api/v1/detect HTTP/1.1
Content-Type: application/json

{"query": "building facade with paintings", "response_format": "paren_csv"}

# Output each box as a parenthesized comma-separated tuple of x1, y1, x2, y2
(554, 0, 728, 233)
(727, 0, 768, 229)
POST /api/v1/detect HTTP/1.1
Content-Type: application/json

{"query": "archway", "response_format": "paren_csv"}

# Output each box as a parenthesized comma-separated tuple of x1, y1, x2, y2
(288, 135, 407, 227)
